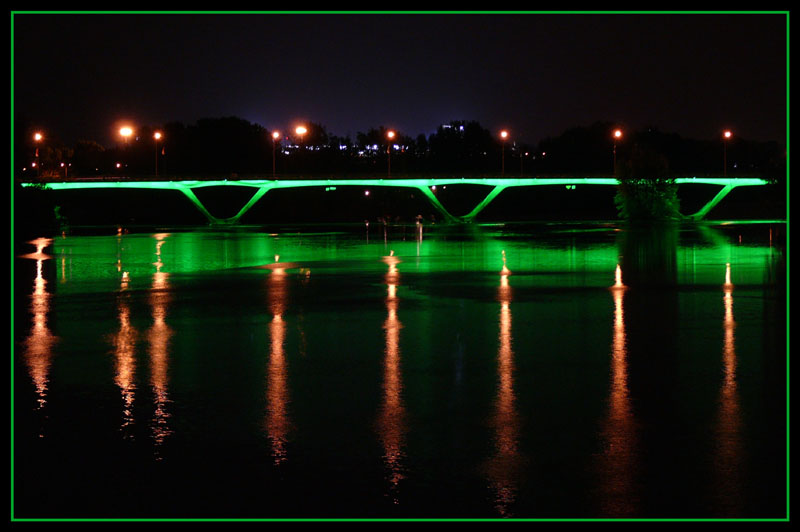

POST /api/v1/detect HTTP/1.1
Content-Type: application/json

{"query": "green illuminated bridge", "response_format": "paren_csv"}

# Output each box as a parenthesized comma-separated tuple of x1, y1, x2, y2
(21, 176, 770, 224)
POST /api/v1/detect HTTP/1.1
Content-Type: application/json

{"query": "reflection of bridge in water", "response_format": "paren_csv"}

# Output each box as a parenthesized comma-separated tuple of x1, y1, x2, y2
(22, 176, 770, 224)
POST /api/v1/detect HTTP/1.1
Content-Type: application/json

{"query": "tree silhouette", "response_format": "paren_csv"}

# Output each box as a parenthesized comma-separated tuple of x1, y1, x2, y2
(614, 142, 681, 221)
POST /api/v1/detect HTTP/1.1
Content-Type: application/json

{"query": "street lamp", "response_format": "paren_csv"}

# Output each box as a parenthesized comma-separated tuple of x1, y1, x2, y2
(386, 130, 396, 178)
(119, 127, 133, 176)
(500, 130, 509, 175)
(154, 131, 162, 177)
(521, 151, 528, 177)
(33, 132, 43, 177)
(723, 130, 732, 176)
(295, 126, 307, 174)
(120, 126, 133, 144)
(272, 131, 280, 178)
(613, 129, 623, 177)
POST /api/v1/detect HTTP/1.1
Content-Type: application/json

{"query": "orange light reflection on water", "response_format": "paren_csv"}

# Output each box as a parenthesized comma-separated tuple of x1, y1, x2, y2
(379, 254, 406, 503)
(266, 267, 291, 465)
(112, 276, 137, 437)
(596, 264, 638, 517)
(486, 267, 523, 517)
(715, 264, 742, 513)
(148, 262, 173, 453)
(23, 239, 58, 415)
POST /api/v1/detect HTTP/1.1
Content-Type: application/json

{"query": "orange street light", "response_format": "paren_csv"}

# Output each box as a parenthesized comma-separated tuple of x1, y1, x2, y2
(500, 130, 509, 175)
(272, 131, 281, 177)
(154, 131, 163, 177)
(33, 132, 43, 177)
(387, 130, 396, 177)
(613, 129, 623, 177)
(118, 126, 133, 176)
(295, 126, 308, 174)
(723, 130, 732, 176)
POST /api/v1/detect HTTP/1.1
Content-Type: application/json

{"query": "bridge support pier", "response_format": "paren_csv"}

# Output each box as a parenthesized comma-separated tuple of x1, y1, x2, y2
(228, 186, 273, 224)
(177, 186, 221, 224)
(461, 185, 508, 222)
(416, 186, 461, 223)
(686, 183, 736, 220)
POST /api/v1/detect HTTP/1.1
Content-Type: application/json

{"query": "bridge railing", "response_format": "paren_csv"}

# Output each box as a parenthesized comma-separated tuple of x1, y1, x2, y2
(18, 172, 775, 185)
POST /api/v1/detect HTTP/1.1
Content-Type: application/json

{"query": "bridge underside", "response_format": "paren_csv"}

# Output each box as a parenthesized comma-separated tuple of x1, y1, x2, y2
(23, 177, 769, 225)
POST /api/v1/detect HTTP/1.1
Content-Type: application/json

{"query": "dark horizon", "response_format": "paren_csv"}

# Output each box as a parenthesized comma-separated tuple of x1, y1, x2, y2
(12, 11, 788, 148)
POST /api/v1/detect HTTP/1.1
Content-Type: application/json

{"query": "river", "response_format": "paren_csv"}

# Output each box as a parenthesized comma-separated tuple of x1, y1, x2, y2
(13, 221, 787, 519)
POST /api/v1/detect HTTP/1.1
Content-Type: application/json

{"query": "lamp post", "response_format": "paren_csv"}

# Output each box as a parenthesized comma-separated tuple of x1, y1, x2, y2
(723, 130, 732, 176)
(386, 130, 396, 178)
(613, 129, 623, 177)
(120, 126, 133, 144)
(295, 126, 307, 174)
(521, 151, 529, 177)
(33, 132, 43, 177)
(272, 131, 280, 178)
(500, 130, 509, 176)
(153, 131, 162, 177)
(119, 127, 133, 176)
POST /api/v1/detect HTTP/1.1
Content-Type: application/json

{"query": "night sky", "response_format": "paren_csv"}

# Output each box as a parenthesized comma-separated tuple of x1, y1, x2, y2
(13, 11, 788, 148)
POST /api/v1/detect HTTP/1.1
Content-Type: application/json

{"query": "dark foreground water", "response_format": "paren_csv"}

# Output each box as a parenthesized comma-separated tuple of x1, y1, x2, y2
(13, 221, 787, 519)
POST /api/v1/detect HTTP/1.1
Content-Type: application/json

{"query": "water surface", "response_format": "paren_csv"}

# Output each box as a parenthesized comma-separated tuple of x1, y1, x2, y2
(13, 221, 787, 519)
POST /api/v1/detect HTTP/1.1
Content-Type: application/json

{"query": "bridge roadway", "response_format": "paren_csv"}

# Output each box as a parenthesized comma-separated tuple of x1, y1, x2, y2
(20, 175, 770, 224)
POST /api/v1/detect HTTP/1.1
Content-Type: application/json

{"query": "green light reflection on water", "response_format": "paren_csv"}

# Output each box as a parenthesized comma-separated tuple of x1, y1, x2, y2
(41, 223, 781, 296)
(48, 231, 619, 290)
